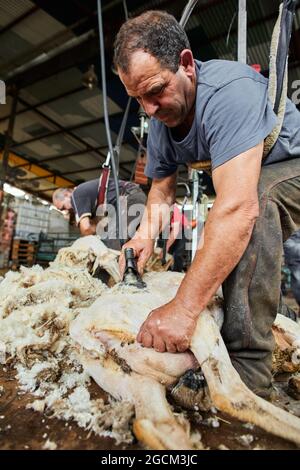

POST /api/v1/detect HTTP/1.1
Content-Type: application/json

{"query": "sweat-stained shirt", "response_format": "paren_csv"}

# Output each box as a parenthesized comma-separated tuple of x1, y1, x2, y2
(145, 60, 300, 179)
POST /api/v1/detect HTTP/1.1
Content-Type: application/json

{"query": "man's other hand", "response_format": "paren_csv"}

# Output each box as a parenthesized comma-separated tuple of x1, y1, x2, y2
(137, 298, 198, 353)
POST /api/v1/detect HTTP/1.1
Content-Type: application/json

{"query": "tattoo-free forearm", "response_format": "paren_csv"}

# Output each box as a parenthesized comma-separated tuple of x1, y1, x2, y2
(137, 176, 177, 240)
(176, 198, 259, 316)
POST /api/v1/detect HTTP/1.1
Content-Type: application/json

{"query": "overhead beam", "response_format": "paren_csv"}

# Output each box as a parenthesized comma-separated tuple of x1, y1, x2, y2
(23, 158, 133, 182)
(1, 12, 98, 78)
(0, 150, 75, 189)
(24, 165, 103, 181)
(36, 185, 74, 194)
(13, 145, 107, 168)
(11, 115, 105, 148)
(6, 33, 100, 90)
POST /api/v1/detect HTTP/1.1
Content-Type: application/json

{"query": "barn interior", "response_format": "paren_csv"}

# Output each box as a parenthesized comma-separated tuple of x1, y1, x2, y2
(0, 0, 300, 452)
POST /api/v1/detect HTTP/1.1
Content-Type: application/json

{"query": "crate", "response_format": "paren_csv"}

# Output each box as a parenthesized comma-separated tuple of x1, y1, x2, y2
(11, 239, 38, 270)
(35, 232, 78, 267)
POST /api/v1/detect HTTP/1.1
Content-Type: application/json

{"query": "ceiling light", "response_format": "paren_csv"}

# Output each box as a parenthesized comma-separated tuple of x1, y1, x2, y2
(4, 183, 25, 198)
(82, 65, 98, 90)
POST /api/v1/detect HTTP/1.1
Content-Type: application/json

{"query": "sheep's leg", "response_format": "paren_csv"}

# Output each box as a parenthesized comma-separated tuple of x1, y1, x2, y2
(80, 353, 193, 450)
(190, 310, 300, 446)
(273, 313, 300, 358)
(94, 330, 198, 386)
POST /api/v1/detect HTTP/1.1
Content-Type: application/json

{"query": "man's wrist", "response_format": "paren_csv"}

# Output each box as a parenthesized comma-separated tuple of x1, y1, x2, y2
(175, 294, 202, 319)
(134, 228, 156, 242)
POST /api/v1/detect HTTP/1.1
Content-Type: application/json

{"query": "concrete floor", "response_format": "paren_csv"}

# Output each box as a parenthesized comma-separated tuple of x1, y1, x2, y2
(0, 364, 299, 451)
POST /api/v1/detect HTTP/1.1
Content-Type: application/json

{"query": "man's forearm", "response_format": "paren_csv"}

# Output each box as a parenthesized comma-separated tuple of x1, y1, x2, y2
(136, 180, 176, 241)
(176, 200, 259, 315)
(79, 218, 97, 236)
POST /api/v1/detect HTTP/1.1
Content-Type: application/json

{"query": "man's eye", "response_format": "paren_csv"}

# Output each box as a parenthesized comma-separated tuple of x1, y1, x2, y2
(150, 86, 164, 96)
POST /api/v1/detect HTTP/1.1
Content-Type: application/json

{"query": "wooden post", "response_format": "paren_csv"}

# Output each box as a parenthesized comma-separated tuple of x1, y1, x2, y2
(0, 86, 18, 218)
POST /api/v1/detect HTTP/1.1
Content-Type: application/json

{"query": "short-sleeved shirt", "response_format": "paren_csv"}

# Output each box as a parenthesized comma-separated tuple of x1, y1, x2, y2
(71, 178, 141, 225)
(145, 59, 300, 179)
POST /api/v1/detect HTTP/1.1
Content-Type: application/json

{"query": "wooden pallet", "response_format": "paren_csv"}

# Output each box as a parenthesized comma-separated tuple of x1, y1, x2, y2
(11, 239, 37, 269)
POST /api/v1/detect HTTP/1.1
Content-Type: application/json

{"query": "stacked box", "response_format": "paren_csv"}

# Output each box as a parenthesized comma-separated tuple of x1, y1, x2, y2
(13, 202, 50, 241)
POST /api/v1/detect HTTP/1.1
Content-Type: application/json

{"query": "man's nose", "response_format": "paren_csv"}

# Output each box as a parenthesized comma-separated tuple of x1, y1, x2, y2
(142, 99, 159, 117)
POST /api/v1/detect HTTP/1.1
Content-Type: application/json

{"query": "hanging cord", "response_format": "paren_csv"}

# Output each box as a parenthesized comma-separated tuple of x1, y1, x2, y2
(97, 0, 122, 241)
(179, 0, 199, 27)
(263, 0, 297, 157)
(113, 96, 132, 171)
(274, 0, 296, 114)
(226, 11, 237, 48)
(112, 0, 131, 172)
(123, 0, 129, 20)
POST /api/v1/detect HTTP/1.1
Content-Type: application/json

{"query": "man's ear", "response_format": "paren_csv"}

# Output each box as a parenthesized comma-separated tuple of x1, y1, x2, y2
(179, 49, 195, 76)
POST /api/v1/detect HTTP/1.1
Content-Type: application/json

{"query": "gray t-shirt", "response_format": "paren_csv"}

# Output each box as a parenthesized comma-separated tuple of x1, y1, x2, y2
(145, 60, 300, 179)
(71, 178, 140, 224)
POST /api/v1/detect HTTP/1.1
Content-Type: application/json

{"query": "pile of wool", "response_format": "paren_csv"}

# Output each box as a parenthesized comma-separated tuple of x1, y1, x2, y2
(0, 247, 134, 445)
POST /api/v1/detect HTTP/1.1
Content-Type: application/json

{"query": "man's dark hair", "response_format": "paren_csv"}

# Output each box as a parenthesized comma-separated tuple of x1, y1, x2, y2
(114, 10, 190, 74)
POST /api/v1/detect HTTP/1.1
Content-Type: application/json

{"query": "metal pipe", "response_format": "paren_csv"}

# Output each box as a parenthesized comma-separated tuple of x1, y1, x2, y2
(97, 0, 122, 242)
(237, 0, 247, 63)
(179, 0, 199, 28)
(5, 30, 95, 81)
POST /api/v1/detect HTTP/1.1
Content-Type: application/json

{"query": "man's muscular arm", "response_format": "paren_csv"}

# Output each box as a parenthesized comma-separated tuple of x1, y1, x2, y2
(137, 142, 264, 352)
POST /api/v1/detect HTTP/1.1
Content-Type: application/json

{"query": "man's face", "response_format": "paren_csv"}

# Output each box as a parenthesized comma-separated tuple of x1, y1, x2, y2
(54, 192, 72, 212)
(118, 50, 196, 128)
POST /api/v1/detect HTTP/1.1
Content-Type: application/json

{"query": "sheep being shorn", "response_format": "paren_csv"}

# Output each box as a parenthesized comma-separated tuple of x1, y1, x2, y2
(70, 268, 300, 450)
(1, 236, 300, 449)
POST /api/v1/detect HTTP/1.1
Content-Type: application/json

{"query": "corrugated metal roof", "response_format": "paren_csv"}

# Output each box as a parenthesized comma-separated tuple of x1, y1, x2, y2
(20, 68, 84, 103)
(38, 90, 121, 127)
(22, 135, 83, 159)
(0, 0, 34, 28)
(73, 122, 117, 148)
(13, 9, 71, 46)
(0, 30, 33, 65)
(1, 0, 299, 194)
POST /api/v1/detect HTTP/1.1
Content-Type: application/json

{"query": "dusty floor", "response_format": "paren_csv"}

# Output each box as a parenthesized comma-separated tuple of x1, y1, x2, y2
(0, 364, 299, 451)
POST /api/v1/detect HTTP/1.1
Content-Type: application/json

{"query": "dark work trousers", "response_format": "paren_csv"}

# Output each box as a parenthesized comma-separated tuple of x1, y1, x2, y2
(221, 158, 300, 395)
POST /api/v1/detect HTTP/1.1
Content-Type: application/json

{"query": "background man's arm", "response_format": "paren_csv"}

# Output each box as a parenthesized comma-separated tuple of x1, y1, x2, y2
(79, 216, 97, 236)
